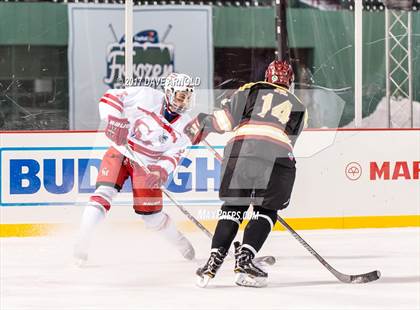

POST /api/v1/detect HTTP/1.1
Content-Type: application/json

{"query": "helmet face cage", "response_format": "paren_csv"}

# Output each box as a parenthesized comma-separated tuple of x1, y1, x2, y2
(264, 60, 294, 89)
(164, 73, 195, 114)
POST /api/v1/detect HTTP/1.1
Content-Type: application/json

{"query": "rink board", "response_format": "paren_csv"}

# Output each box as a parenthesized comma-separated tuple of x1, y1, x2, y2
(0, 129, 419, 236)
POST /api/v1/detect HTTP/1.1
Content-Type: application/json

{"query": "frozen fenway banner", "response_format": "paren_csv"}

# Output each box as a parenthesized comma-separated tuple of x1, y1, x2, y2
(68, 4, 213, 130)
(0, 130, 419, 229)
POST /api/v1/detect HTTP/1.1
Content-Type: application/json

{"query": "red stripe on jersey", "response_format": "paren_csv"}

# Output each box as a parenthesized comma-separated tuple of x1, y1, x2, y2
(229, 135, 293, 152)
(128, 140, 164, 158)
(90, 195, 111, 211)
(137, 107, 178, 143)
(128, 141, 181, 171)
(171, 114, 181, 124)
(104, 93, 124, 108)
(100, 98, 123, 112)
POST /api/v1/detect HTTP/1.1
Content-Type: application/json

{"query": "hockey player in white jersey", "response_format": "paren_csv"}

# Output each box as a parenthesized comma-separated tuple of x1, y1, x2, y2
(74, 73, 196, 266)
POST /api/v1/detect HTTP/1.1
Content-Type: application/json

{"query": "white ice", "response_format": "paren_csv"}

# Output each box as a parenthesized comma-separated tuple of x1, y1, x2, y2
(1, 226, 419, 310)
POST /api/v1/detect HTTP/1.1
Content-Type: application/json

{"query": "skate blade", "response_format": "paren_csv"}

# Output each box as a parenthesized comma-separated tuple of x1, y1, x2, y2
(235, 273, 267, 288)
(182, 247, 196, 261)
(196, 275, 211, 288)
(73, 255, 88, 268)
(74, 258, 87, 268)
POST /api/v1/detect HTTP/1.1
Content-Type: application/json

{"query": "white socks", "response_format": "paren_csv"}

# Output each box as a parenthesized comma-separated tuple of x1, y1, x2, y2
(141, 212, 180, 241)
(74, 203, 106, 264)
(141, 212, 195, 260)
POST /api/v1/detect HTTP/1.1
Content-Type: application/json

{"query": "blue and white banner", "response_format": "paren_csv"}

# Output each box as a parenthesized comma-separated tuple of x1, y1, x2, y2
(1, 131, 419, 222)
(1, 142, 221, 207)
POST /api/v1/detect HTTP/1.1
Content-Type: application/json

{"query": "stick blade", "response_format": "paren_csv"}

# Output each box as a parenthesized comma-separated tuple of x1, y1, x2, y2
(336, 270, 381, 284)
(254, 255, 276, 266)
(349, 270, 381, 283)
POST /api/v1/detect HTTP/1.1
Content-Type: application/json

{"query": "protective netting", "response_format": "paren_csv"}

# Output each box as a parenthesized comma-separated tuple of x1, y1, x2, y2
(0, 1, 419, 130)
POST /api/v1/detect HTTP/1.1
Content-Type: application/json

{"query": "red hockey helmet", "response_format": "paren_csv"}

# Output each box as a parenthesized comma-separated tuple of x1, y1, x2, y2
(264, 60, 294, 88)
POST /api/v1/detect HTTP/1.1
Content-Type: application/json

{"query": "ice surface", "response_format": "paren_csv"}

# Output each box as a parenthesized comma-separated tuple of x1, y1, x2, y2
(1, 226, 419, 310)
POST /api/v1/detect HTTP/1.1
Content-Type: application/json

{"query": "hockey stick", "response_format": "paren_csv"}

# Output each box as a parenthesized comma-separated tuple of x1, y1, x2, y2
(201, 139, 381, 283)
(119, 143, 275, 265)
(275, 216, 381, 284)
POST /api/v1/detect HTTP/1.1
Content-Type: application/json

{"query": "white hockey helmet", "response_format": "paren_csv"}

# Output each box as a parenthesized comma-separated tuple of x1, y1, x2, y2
(164, 73, 195, 114)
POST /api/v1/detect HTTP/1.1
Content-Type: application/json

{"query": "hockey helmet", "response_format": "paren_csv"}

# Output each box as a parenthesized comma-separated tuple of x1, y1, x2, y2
(264, 60, 294, 89)
(164, 73, 195, 114)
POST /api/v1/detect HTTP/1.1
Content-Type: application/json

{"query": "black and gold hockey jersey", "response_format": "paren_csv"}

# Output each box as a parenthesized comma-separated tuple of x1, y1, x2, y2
(207, 81, 307, 163)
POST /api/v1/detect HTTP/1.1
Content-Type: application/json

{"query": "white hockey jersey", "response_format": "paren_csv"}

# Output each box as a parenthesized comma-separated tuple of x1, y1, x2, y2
(99, 86, 192, 175)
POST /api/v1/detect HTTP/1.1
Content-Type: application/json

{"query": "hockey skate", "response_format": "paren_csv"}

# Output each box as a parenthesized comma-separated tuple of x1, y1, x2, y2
(174, 232, 195, 261)
(73, 239, 89, 267)
(234, 242, 268, 288)
(196, 247, 227, 288)
(158, 213, 195, 261)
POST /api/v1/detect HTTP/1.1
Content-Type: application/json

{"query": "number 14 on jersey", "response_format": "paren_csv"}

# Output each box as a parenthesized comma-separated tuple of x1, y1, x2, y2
(257, 89, 293, 125)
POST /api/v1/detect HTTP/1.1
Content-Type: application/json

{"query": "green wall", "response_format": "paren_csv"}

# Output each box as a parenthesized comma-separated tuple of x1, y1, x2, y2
(0, 3, 68, 45)
(212, 6, 276, 48)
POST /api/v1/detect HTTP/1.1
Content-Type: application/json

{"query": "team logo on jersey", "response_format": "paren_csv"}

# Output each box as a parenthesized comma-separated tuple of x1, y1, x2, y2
(104, 29, 175, 89)
(159, 133, 169, 144)
(101, 167, 109, 176)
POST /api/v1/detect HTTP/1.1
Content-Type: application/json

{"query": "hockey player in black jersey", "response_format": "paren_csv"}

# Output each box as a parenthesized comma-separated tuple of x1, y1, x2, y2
(184, 60, 308, 288)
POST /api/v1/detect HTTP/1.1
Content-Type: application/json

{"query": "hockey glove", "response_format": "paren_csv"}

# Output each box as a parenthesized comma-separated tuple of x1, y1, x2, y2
(145, 165, 169, 188)
(184, 114, 211, 145)
(105, 115, 130, 146)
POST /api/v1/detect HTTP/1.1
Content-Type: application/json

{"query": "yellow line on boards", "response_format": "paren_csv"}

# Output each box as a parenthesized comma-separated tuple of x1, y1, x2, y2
(0, 223, 60, 237)
(271, 215, 420, 230)
(1, 215, 419, 237)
